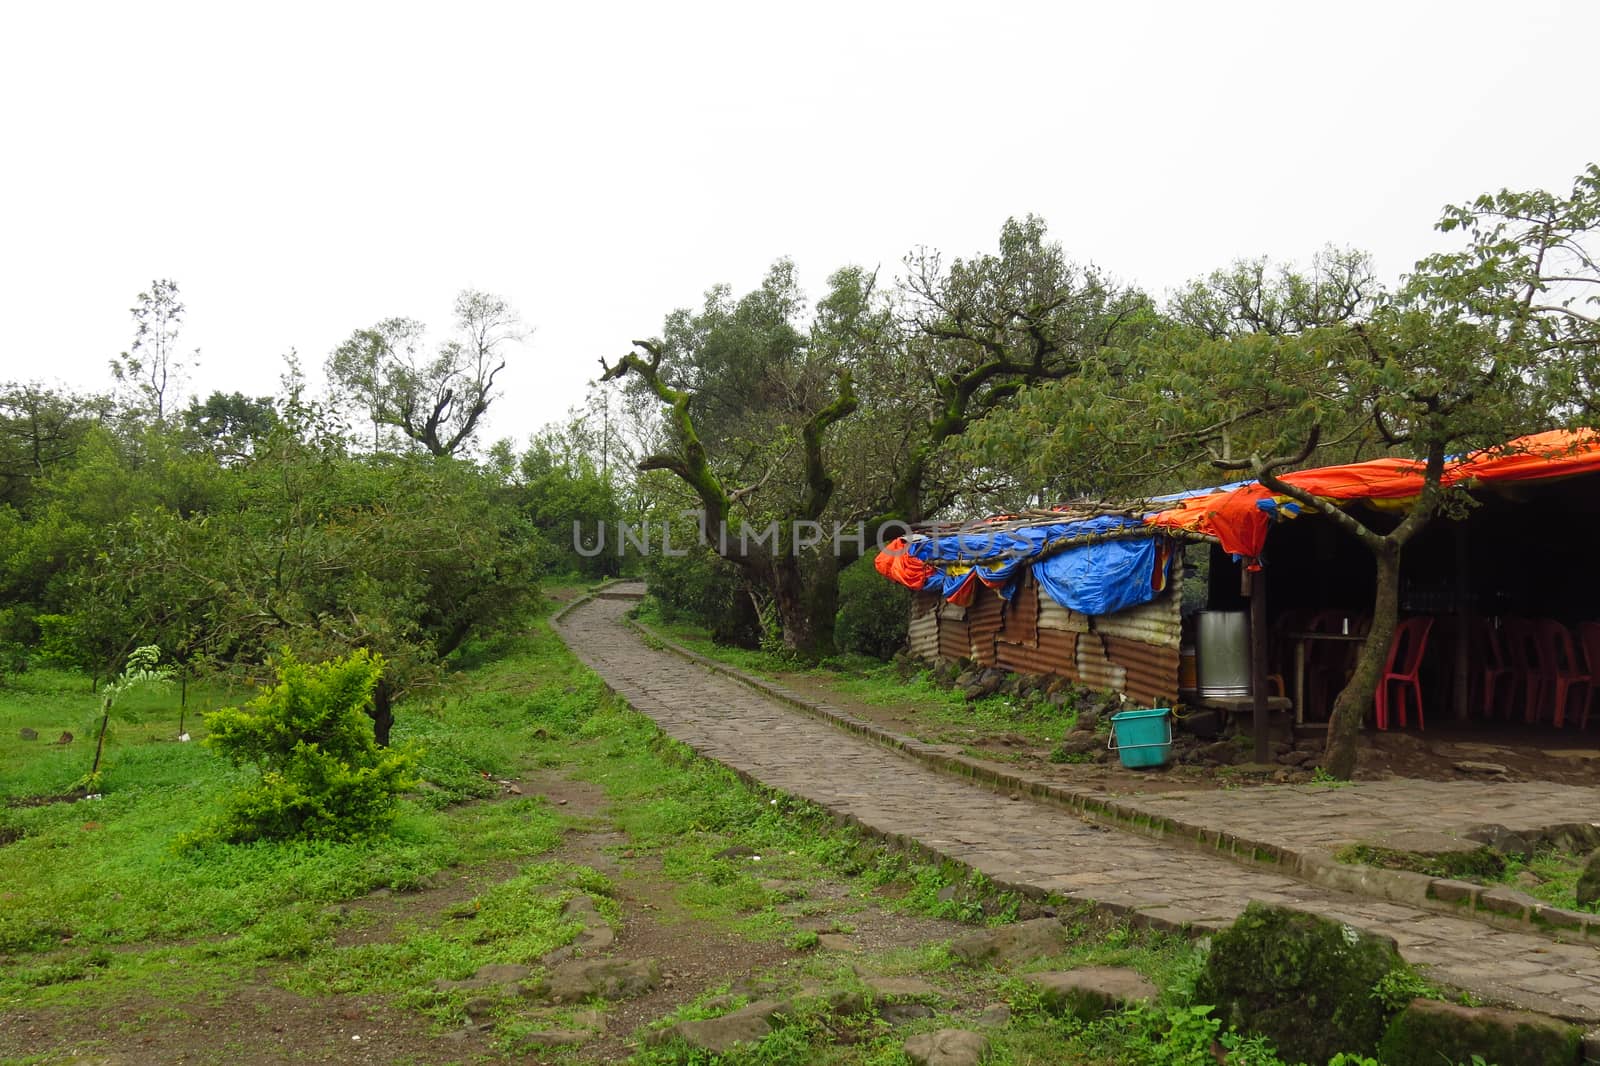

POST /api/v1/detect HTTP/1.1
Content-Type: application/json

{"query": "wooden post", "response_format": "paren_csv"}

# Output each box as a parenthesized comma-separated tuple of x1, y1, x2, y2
(1245, 564, 1270, 765)
(1453, 522, 1471, 723)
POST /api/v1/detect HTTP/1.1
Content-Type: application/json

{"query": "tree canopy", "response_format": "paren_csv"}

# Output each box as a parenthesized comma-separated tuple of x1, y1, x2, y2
(327, 289, 525, 456)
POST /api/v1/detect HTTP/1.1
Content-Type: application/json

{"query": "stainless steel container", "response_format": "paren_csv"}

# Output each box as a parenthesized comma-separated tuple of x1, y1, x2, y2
(1196, 610, 1251, 698)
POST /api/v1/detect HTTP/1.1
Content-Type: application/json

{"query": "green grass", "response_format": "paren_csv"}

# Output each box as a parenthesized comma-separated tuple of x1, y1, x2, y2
(1335, 838, 1599, 913)
(0, 599, 1020, 1045)
(1495, 849, 1598, 913)
(0, 622, 590, 1013)
(0, 591, 1413, 1065)
(283, 859, 601, 1025)
(632, 602, 1081, 744)
(1335, 843, 1507, 882)
(627, 923, 1316, 1066)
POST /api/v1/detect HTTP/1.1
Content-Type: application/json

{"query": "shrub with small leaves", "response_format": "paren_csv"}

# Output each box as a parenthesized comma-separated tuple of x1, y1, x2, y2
(194, 649, 418, 843)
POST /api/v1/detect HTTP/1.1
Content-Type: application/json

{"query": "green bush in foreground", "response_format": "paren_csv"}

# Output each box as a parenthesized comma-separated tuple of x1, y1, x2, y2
(193, 649, 418, 844)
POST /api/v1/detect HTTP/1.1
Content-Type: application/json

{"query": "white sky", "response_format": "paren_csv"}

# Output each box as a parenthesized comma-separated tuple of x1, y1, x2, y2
(3, 1, 1596, 447)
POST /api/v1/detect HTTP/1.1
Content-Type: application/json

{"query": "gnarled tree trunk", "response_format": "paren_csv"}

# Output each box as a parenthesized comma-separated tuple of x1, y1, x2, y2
(1322, 545, 1400, 778)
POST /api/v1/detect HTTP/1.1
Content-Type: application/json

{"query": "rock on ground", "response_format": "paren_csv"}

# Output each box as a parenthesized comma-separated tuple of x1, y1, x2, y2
(880, 1002, 935, 1024)
(1464, 822, 1534, 857)
(1377, 998, 1583, 1066)
(432, 962, 532, 993)
(562, 894, 615, 951)
(1197, 902, 1404, 1065)
(652, 1000, 785, 1054)
(1021, 966, 1157, 1022)
(542, 957, 660, 1004)
(975, 1003, 1011, 1027)
(948, 918, 1067, 967)
(903, 1028, 989, 1066)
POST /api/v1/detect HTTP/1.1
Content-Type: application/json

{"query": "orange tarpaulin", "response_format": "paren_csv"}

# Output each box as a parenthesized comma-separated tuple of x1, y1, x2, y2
(874, 537, 936, 590)
(1445, 429, 1600, 485)
(1145, 430, 1600, 561)
(876, 430, 1600, 597)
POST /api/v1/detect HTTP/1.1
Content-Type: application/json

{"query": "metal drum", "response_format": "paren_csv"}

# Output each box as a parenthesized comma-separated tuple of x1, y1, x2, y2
(1196, 610, 1251, 698)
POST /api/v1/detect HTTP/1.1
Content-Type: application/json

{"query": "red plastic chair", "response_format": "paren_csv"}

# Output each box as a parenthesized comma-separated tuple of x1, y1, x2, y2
(1535, 620, 1590, 728)
(1376, 616, 1433, 730)
(1579, 622, 1600, 730)
(1503, 618, 1547, 722)
(1479, 620, 1514, 719)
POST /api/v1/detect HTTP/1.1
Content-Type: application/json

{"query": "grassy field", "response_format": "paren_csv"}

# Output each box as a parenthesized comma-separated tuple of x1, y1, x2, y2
(0, 588, 1346, 1065)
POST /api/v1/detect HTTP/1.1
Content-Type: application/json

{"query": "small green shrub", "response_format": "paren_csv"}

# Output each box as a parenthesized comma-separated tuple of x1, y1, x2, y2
(193, 649, 418, 844)
(833, 557, 911, 660)
(81, 644, 174, 791)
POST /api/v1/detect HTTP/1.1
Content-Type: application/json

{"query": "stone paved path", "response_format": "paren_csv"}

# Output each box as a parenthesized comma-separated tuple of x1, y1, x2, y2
(557, 588, 1600, 1023)
(1108, 777, 1600, 861)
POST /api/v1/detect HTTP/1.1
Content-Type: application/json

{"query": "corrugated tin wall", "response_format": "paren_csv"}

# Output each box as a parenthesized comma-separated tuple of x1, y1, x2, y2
(917, 558, 1183, 706)
(999, 580, 1039, 647)
(1038, 595, 1090, 633)
(966, 588, 1003, 665)
(908, 592, 940, 662)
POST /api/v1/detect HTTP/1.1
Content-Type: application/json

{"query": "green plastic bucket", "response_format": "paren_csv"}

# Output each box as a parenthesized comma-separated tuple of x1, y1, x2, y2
(1108, 707, 1172, 769)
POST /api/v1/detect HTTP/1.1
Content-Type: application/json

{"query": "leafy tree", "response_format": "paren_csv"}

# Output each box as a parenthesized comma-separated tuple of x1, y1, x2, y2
(196, 649, 417, 843)
(602, 261, 860, 656)
(327, 289, 525, 456)
(42, 412, 538, 742)
(605, 221, 1152, 656)
(0, 383, 107, 509)
(834, 556, 911, 660)
(181, 391, 279, 463)
(890, 215, 1158, 513)
(515, 427, 623, 578)
(967, 246, 1386, 496)
(109, 279, 196, 423)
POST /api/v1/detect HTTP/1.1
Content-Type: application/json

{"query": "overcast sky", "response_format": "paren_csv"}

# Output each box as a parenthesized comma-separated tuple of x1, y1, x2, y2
(3, 1, 1596, 447)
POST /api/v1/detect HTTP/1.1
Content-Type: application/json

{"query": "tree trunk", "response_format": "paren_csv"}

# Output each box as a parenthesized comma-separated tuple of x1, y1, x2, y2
(769, 556, 838, 660)
(1323, 544, 1401, 778)
(90, 702, 112, 780)
(802, 556, 840, 658)
(368, 677, 395, 748)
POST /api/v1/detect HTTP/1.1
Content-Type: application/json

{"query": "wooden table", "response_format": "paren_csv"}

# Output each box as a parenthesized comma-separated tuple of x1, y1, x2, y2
(1288, 630, 1367, 724)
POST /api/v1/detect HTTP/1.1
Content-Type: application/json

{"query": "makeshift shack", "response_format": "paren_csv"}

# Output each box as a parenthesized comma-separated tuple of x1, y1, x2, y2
(875, 430, 1600, 761)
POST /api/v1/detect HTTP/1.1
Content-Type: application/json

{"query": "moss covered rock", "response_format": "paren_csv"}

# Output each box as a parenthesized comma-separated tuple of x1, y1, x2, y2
(1020, 967, 1157, 1022)
(1576, 848, 1600, 908)
(1195, 902, 1404, 1064)
(1377, 998, 1582, 1066)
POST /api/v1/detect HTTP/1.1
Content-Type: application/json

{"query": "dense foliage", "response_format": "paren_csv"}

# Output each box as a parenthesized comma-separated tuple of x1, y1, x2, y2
(196, 650, 418, 843)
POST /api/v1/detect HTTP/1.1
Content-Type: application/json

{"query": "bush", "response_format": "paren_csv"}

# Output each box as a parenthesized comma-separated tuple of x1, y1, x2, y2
(195, 650, 418, 843)
(833, 557, 910, 660)
(644, 543, 760, 647)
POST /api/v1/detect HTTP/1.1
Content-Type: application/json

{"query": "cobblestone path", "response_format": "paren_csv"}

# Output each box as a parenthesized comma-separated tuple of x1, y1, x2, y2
(557, 588, 1600, 1023)
(1109, 776, 1600, 861)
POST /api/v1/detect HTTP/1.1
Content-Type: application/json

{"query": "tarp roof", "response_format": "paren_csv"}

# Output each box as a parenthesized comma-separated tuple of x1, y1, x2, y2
(1147, 428, 1600, 559)
(876, 429, 1600, 615)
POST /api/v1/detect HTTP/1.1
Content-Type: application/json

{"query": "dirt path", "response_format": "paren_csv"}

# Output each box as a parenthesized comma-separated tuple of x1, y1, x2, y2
(558, 588, 1600, 1024)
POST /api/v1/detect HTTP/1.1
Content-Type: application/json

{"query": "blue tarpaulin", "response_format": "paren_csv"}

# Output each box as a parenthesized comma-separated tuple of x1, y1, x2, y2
(903, 515, 1171, 616)
(1033, 534, 1164, 616)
